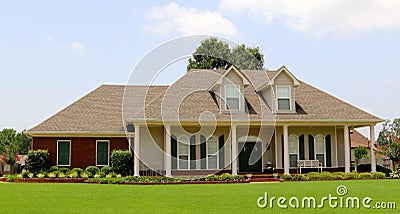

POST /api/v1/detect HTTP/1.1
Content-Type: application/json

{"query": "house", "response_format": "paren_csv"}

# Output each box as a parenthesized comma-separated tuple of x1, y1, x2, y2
(350, 130, 390, 168)
(26, 66, 383, 176)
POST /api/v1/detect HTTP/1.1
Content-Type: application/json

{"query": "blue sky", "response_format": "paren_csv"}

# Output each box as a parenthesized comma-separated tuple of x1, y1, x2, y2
(1, 1, 399, 136)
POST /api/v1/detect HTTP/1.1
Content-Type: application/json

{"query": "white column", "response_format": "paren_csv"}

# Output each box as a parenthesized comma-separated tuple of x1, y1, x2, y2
(344, 125, 350, 173)
(283, 125, 290, 175)
(370, 125, 377, 173)
(231, 124, 238, 176)
(133, 124, 140, 176)
(165, 124, 172, 177)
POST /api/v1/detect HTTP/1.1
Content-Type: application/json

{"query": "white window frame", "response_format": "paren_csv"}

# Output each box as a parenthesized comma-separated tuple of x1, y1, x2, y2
(276, 85, 291, 111)
(206, 136, 219, 169)
(57, 140, 71, 167)
(288, 134, 299, 168)
(225, 85, 241, 111)
(96, 140, 110, 166)
(314, 134, 326, 167)
(177, 135, 190, 170)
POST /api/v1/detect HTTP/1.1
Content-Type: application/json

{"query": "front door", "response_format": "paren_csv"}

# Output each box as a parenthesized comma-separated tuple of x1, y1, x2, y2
(238, 142, 262, 173)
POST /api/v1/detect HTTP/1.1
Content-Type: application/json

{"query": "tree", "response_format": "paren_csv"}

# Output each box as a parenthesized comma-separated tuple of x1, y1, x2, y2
(354, 146, 369, 172)
(187, 37, 264, 71)
(0, 142, 20, 174)
(0, 128, 32, 155)
(375, 119, 400, 170)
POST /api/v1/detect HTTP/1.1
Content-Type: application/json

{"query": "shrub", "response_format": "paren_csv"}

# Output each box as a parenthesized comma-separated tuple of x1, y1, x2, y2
(25, 150, 49, 174)
(27, 172, 34, 179)
(111, 150, 132, 176)
(280, 174, 292, 181)
(319, 172, 334, 180)
(343, 172, 359, 180)
(5, 174, 18, 182)
(331, 172, 345, 180)
(37, 173, 46, 179)
(48, 166, 59, 172)
(359, 172, 372, 179)
(219, 173, 234, 181)
(85, 166, 100, 175)
(101, 166, 113, 175)
(306, 172, 320, 180)
(96, 177, 125, 184)
(389, 170, 400, 178)
(57, 172, 66, 178)
(372, 172, 386, 179)
(71, 168, 83, 176)
(59, 167, 70, 174)
(292, 174, 307, 181)
(68, 171, 79, 178)
(233, 175, 245, 181)
(94, 171, 105, 178)
(358, 164, 392, 177)
(205, 174, 218, 181)
(106, 172, 118, 178)
(81, 172, 90, 179)
(47, 172, 57, 178)
(16, 174, 23, 179)
(21, 171, 31, 178)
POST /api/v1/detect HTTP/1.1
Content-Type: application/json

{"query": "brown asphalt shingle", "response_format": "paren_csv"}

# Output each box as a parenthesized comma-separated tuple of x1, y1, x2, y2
(27, 69, 382, 134)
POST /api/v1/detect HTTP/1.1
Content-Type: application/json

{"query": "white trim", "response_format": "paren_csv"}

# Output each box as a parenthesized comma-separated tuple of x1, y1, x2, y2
(276, 85, 292, 111)
(335, 126, 338, 168)
(95, 140, 110, 167)
(274, 128, 278, 168)
(206, 135, 219, 170)
(57, 140, 71, 167)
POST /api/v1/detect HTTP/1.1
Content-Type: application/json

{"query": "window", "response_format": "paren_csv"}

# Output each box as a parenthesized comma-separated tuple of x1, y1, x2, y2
(96, 140, 109, 166)
(207, 136, 218, 169)
(178, 135, 189, 169)
(57, 140, 70, 166)
(288, 135, 298, 168)
(277, 86, 291, 110)
(225, 85, 240, 110)
(315, 134, 325, 167)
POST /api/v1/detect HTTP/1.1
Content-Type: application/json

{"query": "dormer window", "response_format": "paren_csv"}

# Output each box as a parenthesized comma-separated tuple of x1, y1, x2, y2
(225, 85, 240, 110)
(277, 86, 291, 110)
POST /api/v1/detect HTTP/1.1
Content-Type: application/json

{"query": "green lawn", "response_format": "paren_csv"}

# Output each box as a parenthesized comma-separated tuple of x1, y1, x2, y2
(0, 180, 399, 213)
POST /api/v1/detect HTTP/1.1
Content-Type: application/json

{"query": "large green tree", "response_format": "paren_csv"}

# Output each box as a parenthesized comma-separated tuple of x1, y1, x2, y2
(0, 128, 32, 155)
(187, 37, 264, 71)
(375, 119, 400, 170)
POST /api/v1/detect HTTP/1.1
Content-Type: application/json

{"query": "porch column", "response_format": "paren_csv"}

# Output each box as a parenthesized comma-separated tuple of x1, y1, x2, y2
(344, 125, 350, 173)
(133, 123, 140, 176)
(231, 124, 238, 176)
(370, 125, 377, 173)
(165, 124, 172, 177)
(283, 125, 290, 175)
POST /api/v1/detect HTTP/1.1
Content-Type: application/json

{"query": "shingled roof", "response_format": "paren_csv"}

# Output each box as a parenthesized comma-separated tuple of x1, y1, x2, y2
(27, 68, 383, 135)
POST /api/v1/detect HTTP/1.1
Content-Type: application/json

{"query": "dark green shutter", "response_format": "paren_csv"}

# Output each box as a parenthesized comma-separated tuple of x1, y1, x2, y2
(200, 135, 206, 169)
(190, 136, 196, 169)
(171, 136, 177, 169)
(97, 141, 108, 165)
(325, 134, 332, 167)
(281, 134, 284, 168)
(58, 141, 70, 165)
(218, 135, 225, 169)
(299, 134, 305, 160)
(308, 134, 314, 160)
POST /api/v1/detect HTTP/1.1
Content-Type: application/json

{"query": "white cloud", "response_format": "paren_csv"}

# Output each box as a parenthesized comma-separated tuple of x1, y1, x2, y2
(69, 42, 87, 56)
(144, 2, 239, 38)
(220, 0, 400, 36)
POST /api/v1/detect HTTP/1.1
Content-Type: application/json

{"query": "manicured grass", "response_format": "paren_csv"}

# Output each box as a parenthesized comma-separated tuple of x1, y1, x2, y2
(0, 180, 399, 213)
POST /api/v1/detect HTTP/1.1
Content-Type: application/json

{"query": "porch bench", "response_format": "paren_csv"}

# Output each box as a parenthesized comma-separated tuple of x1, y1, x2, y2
(297, 160, 322, 174)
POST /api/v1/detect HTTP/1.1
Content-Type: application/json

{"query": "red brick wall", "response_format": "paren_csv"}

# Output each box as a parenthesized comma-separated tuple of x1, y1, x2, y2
(32, 137, 129, 169)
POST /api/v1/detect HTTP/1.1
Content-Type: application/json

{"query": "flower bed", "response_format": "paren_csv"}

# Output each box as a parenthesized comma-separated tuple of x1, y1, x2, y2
(280, 171, 387, 181)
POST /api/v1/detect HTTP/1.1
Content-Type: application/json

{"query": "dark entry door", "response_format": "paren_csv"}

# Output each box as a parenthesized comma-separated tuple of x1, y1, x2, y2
(238, 142, 262, 173)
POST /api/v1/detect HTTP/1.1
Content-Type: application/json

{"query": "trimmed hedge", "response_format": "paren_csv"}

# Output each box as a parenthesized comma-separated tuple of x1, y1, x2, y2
(285, 171, 386, 181)
(25, 150, 49, 174)
(111, 150, 132, 176)
(85, 166, 100, 175)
